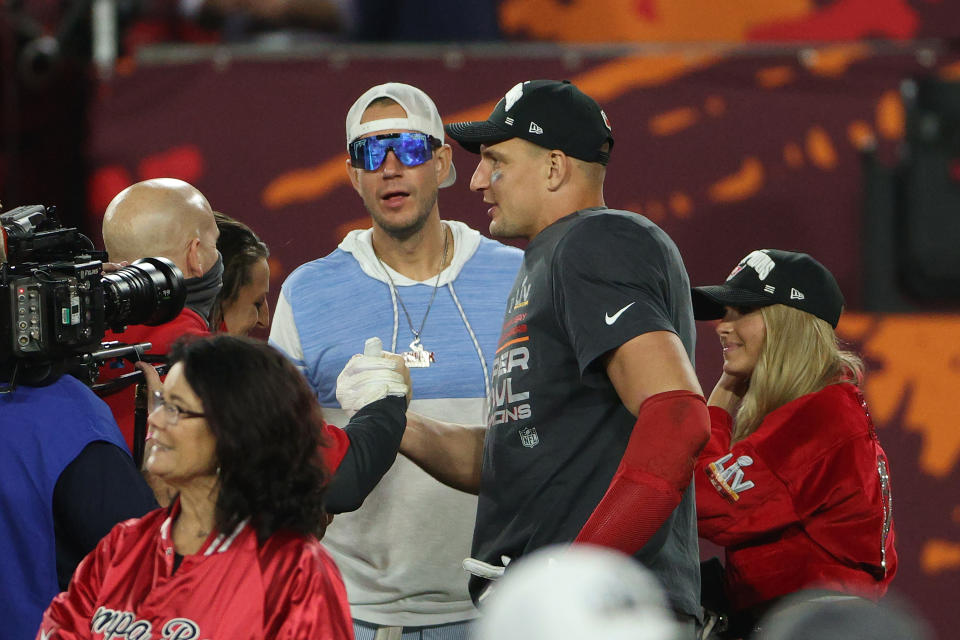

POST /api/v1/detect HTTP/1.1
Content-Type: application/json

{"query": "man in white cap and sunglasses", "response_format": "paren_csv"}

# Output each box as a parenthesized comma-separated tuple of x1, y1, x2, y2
(270, 83, 522, 640)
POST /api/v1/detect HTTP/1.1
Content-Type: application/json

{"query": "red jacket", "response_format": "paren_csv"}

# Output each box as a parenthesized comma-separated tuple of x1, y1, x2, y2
(696, 383, 896, 611)
(37, 500, 352, 640)
(100, 309, 210, 452)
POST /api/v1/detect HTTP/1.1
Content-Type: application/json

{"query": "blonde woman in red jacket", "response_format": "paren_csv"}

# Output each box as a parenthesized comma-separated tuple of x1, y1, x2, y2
(691, 249, 896, 638)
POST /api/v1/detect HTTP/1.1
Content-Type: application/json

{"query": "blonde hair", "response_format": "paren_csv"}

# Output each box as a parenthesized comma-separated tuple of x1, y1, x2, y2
(732, 304, 863, 443)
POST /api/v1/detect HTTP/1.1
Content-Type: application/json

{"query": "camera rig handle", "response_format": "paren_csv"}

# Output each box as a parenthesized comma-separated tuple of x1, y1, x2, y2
(85, 343, 168, 396)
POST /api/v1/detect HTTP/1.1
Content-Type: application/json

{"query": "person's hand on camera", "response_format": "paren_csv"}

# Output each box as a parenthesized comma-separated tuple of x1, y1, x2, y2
(135, 361, 162, 399)
(336, 337, 411, 416)
(100, 261, 129, 273)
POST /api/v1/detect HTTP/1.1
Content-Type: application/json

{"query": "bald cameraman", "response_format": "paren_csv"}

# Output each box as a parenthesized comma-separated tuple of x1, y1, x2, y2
(99, 178, 221, 451)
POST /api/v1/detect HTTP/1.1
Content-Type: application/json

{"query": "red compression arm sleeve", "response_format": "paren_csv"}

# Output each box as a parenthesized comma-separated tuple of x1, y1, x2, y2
(574, 390, 710, 554)
(319, 422, 350, 472)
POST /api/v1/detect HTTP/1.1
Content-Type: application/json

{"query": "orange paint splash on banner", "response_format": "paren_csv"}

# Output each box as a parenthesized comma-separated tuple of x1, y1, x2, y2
(847, 120, 875, 150)
(836, 313, 874, 341)
(805, 126, 839, 170)
(841, 314, 960, 478)
(263, 155, 348, 209)
(876, 90, 905, 140)
(572, 53, 722, 102)
(922, 540, 960, 575)
(756, 66, 795, 88)
(650, 107, 700, 136)
(708, 157, 764, 203)
(801, 44, 871, 77)
(669, 192, 694, 218)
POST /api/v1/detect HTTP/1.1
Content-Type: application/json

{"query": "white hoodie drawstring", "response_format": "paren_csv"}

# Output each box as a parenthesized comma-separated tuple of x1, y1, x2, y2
(448, 282, 490, 411)
(383, 279, 400, 353)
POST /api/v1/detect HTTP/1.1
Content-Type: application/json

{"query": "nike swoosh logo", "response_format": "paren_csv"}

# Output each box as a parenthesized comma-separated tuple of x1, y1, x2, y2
(605, 302, 636, 325)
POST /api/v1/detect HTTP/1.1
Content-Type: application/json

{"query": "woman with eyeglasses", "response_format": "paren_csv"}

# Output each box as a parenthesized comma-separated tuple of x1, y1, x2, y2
(690, 250, 897, 639)
(37, 335, 409, 639)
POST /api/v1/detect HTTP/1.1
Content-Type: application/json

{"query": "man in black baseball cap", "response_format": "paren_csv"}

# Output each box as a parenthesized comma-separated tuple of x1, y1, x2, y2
(446, 79, 614, 165)
(691, 249, 845, 328)
(402, 79, 709, 638)
(444, 79, 616, 240)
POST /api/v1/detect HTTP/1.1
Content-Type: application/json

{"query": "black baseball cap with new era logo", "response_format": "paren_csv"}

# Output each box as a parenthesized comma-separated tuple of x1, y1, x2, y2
(444, 79, 614, 165)
(691, 249, 845, 328)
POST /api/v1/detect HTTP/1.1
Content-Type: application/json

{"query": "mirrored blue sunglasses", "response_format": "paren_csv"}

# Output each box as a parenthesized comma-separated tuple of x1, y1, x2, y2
(348, 132, 440, 171)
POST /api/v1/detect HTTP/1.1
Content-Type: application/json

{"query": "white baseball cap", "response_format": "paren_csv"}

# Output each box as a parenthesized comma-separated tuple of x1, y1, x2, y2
(345, 82, 456, 188)
(474, 545, 682, 640)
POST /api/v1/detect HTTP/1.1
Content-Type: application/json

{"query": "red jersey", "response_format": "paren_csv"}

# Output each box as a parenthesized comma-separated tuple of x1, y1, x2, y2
(100, 309, 210, 451)
(37, 500, 352, 639)
(696, 383, 896, 611)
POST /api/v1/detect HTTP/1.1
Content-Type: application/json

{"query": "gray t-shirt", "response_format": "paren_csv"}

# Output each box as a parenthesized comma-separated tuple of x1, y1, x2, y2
(473, 208, 701, 617)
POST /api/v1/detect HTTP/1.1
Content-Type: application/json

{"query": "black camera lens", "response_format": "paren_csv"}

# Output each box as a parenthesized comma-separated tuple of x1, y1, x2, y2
(102, 257, 186, 327)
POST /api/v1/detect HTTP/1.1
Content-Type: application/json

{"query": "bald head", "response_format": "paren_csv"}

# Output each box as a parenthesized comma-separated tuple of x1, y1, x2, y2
(103, 179, 218, 278)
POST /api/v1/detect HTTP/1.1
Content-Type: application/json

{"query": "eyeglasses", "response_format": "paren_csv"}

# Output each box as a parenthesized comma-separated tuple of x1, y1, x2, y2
(348, 132, 440, 171)
(150, 390, 206, 426)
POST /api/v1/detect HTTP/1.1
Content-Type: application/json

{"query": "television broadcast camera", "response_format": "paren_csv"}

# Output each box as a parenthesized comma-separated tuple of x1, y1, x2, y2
(1, 204, 186, 389)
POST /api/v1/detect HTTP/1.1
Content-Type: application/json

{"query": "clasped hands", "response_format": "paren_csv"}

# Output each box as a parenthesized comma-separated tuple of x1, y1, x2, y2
(336, 337, 412, 415)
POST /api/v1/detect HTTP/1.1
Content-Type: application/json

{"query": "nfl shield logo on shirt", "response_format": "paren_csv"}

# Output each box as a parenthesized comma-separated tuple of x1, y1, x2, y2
(519, 425, 540, 448)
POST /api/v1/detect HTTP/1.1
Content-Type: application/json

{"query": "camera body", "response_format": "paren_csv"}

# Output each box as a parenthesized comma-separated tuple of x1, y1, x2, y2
(1, 205, 186, 381)
(4, 256, 107, 362)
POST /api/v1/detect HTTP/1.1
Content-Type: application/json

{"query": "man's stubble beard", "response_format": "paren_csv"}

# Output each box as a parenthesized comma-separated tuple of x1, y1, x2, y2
(367, 188, 439, 242)
(488, 211, 527, 241)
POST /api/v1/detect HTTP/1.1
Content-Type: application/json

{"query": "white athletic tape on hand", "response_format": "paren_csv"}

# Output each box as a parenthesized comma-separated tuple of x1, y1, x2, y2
(364, 336, 383, 358)
(336, 337, 408, 415)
